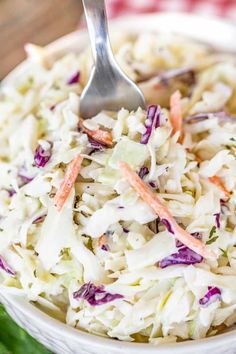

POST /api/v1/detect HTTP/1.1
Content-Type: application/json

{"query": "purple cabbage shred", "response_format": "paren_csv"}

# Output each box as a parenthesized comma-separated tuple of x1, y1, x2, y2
(34, 142, 53, 168)
(199, 286, 221, 307)
(18, 166, 34, 186)
(7, 189, 16, 197)
(158, 68, 195, 86)
(214, 213, 221, 229)
(138, 166, 149, 179)
(138, 166, 157, 188)
(33, 214, 47, 224)
(73, 282, 123, 306)
(190, 232, 202, 240)
(0, 256, 16, 276)
(148, 181, 157, 189)
(67, 71, 80, 85)
(162, 218, 175, 234)
(140, 105, 161, 144)
(50, 104, 56, 111)
(88, 137, 106, 152)
(123, 227, 129, 233)
(220, 199, 229, 214)
(186, 111, 232, 124)
(160, 246, 203, 268)
(101, 244, 109, 252)
(176, 239, 184, 248)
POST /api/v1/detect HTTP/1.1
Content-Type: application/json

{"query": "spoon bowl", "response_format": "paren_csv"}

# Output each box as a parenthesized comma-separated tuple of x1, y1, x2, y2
(80, 0, 146, 119)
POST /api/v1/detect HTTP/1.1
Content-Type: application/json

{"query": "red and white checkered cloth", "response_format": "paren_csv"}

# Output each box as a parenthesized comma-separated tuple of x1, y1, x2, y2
(107, 0, 236, 20)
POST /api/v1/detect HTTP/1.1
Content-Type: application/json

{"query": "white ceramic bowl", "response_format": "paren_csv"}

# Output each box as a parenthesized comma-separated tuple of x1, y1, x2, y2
(2, 12, 236, 354)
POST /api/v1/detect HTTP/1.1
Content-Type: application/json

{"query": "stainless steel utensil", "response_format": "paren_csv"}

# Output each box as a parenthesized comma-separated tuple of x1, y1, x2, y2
(80, 0, 146, 119)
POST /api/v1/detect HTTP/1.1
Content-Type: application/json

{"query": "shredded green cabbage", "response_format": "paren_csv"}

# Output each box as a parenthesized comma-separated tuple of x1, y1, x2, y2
(1, 32, 236, 344)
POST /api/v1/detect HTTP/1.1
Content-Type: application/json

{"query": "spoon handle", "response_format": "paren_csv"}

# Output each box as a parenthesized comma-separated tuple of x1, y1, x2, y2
(82, 0, 113, 65)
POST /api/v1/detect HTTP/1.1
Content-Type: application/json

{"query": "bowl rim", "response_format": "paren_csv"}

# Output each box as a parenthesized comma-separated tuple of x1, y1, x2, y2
(3, 291, 236, 353)
(2, 11, 236, 352)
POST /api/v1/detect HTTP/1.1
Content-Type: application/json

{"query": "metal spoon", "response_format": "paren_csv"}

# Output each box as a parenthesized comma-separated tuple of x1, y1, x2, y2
(80, 0, 146, 119)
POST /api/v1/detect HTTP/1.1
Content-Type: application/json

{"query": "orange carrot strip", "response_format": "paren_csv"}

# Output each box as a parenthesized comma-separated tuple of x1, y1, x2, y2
(119, 162, 215, 259)
(195, 155, 203, 164)
(170, 90, 184, 143)
(98, 234, 106, 247)
(78, 119, 113, 147)
(54, 155, 83, 211)
(209, 176, 231, 199)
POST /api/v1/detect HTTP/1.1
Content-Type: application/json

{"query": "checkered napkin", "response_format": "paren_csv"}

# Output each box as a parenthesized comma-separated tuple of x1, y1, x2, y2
(107, 0, 236, 20)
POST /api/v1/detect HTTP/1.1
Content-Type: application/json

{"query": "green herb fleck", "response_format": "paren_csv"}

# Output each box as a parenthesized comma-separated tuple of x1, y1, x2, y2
(206, 236, 219, 245)
(219, 248, 228, 258)
(209, 226, 217, 238)
(206, 226, 218, 244)
(230, 137, 236, 142)
(86, 236, 93, 251)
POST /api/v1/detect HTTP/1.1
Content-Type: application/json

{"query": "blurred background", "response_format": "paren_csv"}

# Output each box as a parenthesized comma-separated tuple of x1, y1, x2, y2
(0, 0, 83, 79)
(1, 0, 236, 80)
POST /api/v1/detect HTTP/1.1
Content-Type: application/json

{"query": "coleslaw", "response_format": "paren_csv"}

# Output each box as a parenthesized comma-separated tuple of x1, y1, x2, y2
(1, 32, 236, 344)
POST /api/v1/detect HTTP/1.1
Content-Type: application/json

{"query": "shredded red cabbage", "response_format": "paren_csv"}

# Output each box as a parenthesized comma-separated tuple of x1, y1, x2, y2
(162, 218, 175, 234)
(34, 142, 52, 168)
(220, 199, 229, 214)
(138, 166, 149, 179)
(148, 181, 158, 189)
(123, 227, 129, 233)
(158, 68, 195, 86)
(0, 256, 16, 276)
(186, 111, 231, 124)
(18, 166, 34, 186)
(88, 137, 106, 152)
(67, 71, 80, 85)
(7, 189, 16, 197)
(138, 68, 195, 85)
(140, 105, 161, 144)
(214, 213, 221, 229)
(176, 232, 201, 248)
(50, 104, 56, 111)
(73, 282, 123, 306)
(190, 232, 202, 240)
(101, 244, 109, 251)
(33, 214, 47, 224)
(160, 246, 203, 268)
(199, 286, 221, 307)
(138, 167, 157, 188)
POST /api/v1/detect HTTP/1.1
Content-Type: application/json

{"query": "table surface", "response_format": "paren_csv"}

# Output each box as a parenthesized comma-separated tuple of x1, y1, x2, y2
(0, 0, 83, 80)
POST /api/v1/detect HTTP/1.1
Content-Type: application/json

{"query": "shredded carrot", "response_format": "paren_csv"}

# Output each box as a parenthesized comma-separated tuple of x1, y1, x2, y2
(54, 155, 83, 211)
(78, 119, 113, 147)
(170, 90, 184, 143)
(209, 176, 231, 199)
(195, 155, 231, 199)
(119, 162, 216, 259)
(98, 234, 106, 247)
(195, 155, 203, 164)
